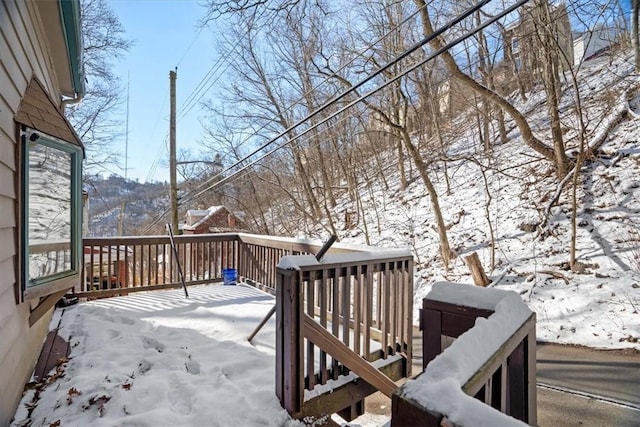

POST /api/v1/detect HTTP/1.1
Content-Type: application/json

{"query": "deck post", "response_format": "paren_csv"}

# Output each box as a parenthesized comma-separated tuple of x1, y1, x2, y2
(507, 340, 525, 421)
(422, 306, 442, 370)
(276, 267, 303, 416)
(526, 322, 537, 426)
(391, 392, 442, 427)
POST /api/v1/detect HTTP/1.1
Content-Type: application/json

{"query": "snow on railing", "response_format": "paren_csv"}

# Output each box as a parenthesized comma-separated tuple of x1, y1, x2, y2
(392, 282, 536, 427)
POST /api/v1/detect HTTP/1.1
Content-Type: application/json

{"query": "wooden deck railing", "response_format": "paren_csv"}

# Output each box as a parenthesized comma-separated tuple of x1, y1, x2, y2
(276, 251, 414, 422)
(391, 282, 536, 427)
(80, 233, 371, 297)
(80, 234, 241, 297)
(29, 240, 72, 279)
(79, 233, 414, 422)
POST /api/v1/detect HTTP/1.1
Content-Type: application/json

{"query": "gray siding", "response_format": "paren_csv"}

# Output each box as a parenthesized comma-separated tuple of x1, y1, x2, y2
(0, 1, 64, 424)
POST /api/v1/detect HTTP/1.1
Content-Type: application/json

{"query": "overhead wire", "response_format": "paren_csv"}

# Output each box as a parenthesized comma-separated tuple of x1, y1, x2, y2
(184, 0, 624, 192)
(140, 0, 631, 232)
(141, 18, 220, 183)
(154, 1, 433, 198)
(182, 2, 429, 159)
(138, 0, 507, 233)
(178, 0, 501, 205)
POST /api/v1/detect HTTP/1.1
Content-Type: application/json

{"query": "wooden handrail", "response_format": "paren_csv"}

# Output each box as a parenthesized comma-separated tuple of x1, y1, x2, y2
(463, 313, 535, 397)
(276, 250, 413, 421)
(392, 283, 536, 427)
(84, 233, 241, 245)
(29, 240, 71, 253)
(303, 314, 397, 398)
(81, 233, 394, 299)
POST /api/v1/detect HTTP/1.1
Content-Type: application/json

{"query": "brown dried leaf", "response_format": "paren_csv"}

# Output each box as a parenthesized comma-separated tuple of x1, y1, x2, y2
(88, 395, 111, 407)
(66, 387, 81, 405)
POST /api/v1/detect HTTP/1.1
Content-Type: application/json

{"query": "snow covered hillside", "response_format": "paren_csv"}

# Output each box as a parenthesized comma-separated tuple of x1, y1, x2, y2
(308, 53, 640, 350)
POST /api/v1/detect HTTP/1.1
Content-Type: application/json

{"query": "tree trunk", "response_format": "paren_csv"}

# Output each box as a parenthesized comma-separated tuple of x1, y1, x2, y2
(413, 0, 556, 164)
(534, 0, 569, 179)
(464, 252, 490, 286)
(634, 0, 640, 72)
(398, 128, 453, 268)
(397, 139, 408, 190)
(476, 11, 508, 146)
(291, 147, 322, 219)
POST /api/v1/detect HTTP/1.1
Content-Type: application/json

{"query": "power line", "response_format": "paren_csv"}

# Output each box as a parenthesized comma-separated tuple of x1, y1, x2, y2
(131, 0, 634, 233)
(182, 2, 428, 151)
(176, 25, 206, 67)
(179, 0, 501, 205)
(139, 0, 507, 233)
(143, 1, 427, 185)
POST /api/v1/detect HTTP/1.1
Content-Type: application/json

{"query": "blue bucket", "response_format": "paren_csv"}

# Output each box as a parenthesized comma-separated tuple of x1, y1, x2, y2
(222, 268, 237, 285)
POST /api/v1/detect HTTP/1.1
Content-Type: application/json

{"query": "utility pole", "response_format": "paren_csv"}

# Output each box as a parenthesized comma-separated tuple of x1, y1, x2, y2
(169, 69, 179, 234)
(118, 72, 130, 237)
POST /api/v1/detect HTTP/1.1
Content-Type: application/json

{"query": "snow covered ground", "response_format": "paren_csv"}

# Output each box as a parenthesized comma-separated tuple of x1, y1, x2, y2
(313, 53, 640, 351)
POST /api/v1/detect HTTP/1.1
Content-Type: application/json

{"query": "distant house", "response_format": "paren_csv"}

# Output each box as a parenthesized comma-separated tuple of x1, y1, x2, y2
(508, 2, 574, 71)
(0, 0, 85, 423)
(498, 2, 573, 95)
(181, 206, 245, 234)
(573, 24, 617, 66)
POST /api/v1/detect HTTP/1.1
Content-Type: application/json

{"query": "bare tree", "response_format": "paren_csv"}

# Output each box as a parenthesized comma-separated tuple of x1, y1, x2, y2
(317, 0, 455, 267)
(200, 9, 334, 231)
(66, 0, 133, 174)
(201, 0, 328, 24)
(412, 0, 570, 178)
(634, 0, 640, 71)
(529, 0, 570, 178)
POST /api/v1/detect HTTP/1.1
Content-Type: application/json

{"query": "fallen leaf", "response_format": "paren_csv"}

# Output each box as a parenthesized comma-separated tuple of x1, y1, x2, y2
(87, 395, 111, 408)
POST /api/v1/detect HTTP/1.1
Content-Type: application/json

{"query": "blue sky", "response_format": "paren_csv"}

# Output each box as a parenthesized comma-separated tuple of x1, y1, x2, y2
(109, 0, 216, 183)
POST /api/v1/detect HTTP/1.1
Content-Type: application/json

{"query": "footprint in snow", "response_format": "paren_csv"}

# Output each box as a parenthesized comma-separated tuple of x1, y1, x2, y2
(168, 380, 193, 415)
(138, 360, 152, 375)
(185, 357, 200, 375)
(142, 336, 165, 353)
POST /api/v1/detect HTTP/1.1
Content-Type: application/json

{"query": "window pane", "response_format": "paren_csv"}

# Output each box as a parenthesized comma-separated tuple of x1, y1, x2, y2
(28, 142, 73, 281)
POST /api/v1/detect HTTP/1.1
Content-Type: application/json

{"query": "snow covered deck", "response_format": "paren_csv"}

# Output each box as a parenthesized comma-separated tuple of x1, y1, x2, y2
(73, 233, 414, 424)
(14, 284, 296, 425)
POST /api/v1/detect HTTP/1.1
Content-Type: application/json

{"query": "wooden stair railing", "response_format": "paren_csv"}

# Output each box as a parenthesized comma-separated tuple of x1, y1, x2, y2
(392, 282, 536, 426)
(303, 313, 398, 398)
(276, 250, 413, 423)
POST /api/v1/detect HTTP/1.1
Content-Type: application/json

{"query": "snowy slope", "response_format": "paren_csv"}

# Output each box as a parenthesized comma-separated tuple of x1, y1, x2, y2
(310, 53, 640, 350)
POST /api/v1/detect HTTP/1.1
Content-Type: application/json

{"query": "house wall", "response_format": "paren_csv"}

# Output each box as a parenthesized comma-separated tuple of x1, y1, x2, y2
(574, 26, 616, 66)
(183, 208, 245, 234)
(197, 210, 234, 233)
(501, 2, 574, 95)
(0, 1, 64, 423)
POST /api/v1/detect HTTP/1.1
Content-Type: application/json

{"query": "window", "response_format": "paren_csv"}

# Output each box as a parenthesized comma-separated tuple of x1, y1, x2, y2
(22, 128, 82, 299)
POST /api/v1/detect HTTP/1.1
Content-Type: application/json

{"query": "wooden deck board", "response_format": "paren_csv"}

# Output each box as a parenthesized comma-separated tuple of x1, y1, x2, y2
(34, 329, 69, 382)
